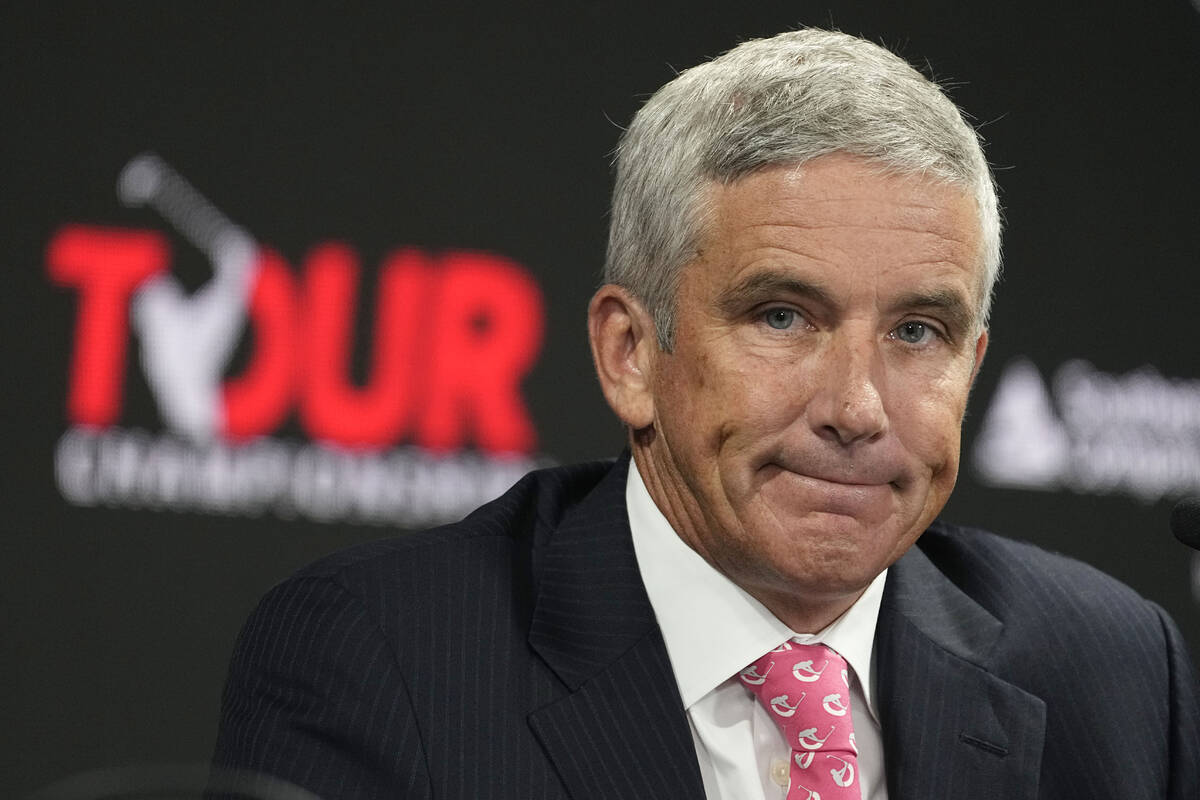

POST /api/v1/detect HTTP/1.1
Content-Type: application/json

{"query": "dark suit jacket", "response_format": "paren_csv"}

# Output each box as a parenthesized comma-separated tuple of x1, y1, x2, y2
(213, 457, 1200, 799)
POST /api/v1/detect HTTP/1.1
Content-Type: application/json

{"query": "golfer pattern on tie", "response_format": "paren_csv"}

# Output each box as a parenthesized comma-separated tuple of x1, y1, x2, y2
(740, 641, 860, 800)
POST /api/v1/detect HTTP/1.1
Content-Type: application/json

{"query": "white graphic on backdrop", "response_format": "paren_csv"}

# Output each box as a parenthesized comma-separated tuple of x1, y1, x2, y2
(973, 358, 1200, 502)
(119, 154, 257, 440)
(970, 358, 1070, 489)
(54, 431, 535, 525)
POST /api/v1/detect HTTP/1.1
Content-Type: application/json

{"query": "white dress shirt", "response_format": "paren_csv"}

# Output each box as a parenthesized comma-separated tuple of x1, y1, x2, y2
(626, 461, 890, 800)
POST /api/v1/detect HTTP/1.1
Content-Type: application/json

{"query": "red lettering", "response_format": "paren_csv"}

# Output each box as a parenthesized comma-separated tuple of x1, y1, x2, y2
(299, 244, 434, 449)
(419, 252, 544, 454)
(222, 249, 299, 440)
(48, 224, 547, 454)
(46, 225, 169, 427)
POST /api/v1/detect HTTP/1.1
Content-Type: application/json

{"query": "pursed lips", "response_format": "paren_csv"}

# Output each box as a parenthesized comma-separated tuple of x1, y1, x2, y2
(760, 467, 898, 517)
(761, 458, 908, 490)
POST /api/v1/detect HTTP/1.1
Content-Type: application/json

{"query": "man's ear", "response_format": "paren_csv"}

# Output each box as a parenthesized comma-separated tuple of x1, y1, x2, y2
(970, 329, 989, 386)
(588, 284, 659, 430)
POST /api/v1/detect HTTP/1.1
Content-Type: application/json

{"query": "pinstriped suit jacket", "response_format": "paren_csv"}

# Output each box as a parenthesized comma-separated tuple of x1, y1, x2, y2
(213, 456, 1200, 799)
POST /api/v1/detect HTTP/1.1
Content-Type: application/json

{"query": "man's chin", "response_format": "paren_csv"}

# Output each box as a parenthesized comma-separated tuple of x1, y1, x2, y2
(747, 511, 915, 582)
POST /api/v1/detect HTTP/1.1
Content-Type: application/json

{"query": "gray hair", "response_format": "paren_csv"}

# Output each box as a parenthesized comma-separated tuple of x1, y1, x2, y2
(605, 28, 1001, 349)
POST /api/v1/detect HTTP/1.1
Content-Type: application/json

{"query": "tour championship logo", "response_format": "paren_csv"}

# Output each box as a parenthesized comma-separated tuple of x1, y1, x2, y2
(972, 357, 1200, 503)
(46, 154, 549, 526)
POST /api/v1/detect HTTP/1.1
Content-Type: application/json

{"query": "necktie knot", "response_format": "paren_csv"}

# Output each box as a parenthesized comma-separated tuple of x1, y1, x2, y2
(739, 640, 861, 799)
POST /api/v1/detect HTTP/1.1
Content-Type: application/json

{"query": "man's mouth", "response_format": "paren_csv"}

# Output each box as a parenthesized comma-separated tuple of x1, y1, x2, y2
(764, 457, 906, 489)
(759, 463, 899, 518)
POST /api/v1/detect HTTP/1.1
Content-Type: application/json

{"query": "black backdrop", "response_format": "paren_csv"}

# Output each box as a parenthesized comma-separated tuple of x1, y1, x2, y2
(6, 2, 1200, 796)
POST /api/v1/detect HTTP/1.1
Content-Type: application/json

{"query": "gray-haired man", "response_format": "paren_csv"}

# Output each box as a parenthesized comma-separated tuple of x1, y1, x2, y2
(215, 29, 1199, 799)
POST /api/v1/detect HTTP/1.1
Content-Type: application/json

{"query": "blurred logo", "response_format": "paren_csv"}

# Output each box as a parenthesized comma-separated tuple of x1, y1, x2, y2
(972, 357, 1200, 502)
(46, 154, 548, 525)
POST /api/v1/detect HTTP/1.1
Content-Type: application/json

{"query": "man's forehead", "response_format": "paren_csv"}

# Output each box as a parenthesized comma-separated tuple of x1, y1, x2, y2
(713, 158, 979, 230)
(693, 159, 988, 321)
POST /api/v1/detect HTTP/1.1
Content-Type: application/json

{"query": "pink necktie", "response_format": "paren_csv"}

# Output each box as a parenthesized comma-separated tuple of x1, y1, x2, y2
(739, 640, 861, 800)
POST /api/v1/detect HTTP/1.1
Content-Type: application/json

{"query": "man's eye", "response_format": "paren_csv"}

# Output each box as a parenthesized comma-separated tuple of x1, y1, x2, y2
(764, 308, 797, 330)
(895, 321, 933, 344)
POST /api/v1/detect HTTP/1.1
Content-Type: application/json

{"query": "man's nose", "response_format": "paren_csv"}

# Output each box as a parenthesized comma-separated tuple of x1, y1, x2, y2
(808, 333, 888, 446)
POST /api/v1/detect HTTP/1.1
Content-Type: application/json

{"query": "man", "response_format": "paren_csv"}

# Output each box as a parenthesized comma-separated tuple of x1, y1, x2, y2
(213, 29, 1199, 799)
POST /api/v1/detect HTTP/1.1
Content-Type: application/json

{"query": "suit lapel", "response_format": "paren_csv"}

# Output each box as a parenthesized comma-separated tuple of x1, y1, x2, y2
(877, 537, 1046, 799)
(527, 456, 705, 800)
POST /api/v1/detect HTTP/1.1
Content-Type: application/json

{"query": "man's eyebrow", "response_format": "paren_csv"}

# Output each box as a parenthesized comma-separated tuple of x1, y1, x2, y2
(714, 272, 836, 315)
(890, 288, 977, 336)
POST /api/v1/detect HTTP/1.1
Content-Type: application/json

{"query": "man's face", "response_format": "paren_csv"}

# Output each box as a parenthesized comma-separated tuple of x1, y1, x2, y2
(636, 153, 988, 627)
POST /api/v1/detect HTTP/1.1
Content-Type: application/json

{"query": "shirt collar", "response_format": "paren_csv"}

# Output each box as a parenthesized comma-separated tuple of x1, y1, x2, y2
(626, 459, 886, 719)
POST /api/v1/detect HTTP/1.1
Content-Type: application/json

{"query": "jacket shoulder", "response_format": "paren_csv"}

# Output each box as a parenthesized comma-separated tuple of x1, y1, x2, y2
(918, 519, 1164, 636)
(292, 458, 616, 584)
(914, 524, 1199, 796)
